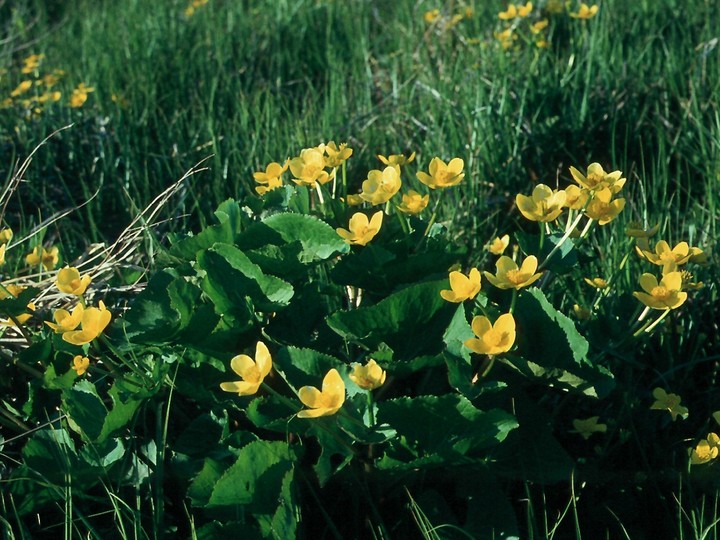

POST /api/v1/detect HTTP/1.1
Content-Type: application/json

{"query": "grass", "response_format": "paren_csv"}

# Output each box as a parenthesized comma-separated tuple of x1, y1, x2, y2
(0, 0, 719, 537)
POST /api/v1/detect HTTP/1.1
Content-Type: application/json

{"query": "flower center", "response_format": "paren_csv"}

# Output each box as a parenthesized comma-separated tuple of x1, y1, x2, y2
(659, 252, 677, 263)
(505, 269, 525, 285)
(650, 286, 670, 300)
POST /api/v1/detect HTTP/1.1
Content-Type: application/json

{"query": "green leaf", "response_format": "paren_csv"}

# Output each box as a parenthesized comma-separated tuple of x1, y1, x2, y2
(170, 199, 246, 259)
(122, 269, 202, 343)
(207, 440, 295, 510)
(307, 423, 354, 486)
(273, 347, 347, 393)
(512, 288, 614, 397)
(331, 241, 459, 295)
(20, 428, 78, 486)
(516, 231, 577, 274)
(62, 380, 108, 441)
(0, 286, 39, 317)
(265, 467, 297, 539)
(97, 383, 143, 443)
(198, 243, 294, 312)
(174, 412, 226, 456)
(237, 212, 349, 263)
(188, 458, 227, 507)
(490, 392, 574, 484)
(377, 395, 517, 461)
(245, 394, 302, 433)
(79, 438, 127, 468)
(326, 280, 456, 359)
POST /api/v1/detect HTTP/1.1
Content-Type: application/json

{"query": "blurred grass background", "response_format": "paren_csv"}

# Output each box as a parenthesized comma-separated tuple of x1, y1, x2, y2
(1, 0, 717, 255)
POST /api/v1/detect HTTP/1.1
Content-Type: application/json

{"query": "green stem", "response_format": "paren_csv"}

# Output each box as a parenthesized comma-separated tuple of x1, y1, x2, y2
(421, 189, 445, 239)
(509, 288, 519, 314)
(366, 392, 375, 426)
(538, 223, 546, 253)
(538, 211, 585, 271)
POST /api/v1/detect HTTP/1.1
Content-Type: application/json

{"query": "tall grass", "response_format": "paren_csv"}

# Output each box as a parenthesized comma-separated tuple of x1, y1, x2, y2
(1, 0, 717, 243)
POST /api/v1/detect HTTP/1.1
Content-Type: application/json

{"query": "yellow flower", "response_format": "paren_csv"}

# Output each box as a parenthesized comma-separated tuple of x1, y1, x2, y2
(26, 245, 59, 270)
(424, 9, 440, 24)
(0, 228, 13, 245)
(625, 222, 660, 239)
(564, 185, 590, 209)
(57, 267, 92, 296)
(289, 147, 333, 187)
(440, 268, 481, 303)
(571, 416, 607, 439)
(689, 246, 709, 265)
(573, 304, 591, 320)
(297, 368, 346, 418)
(69, 83, 94, 108)
(464, 313, 516, 355)
(484, 255, 543, 290)
(0, 245, 5, 266)
(531, 19, 549, 33)
(360, 166, 402, 205)
(633, 272, 687, 310)
(584, 188, 625, 225)
(336, 211, 383, 246)
(650, 387, 688, 421)
(72, 355, 90, 376)
(498, 4, 518, 19)
(21, 54, 44, 74)
(495, 28, 517, 49)
(487, 234, 510, 255)
(378, 152, 416, 167)
(396, 190, 429, 214)
(640, 240, 692, 267)
(345, 194, 364, 206)
(323, 141, 353, 168)
(349, 359, 386, 391)
(569, 163, 625, 192)
(62, 301, 112, 346)
(584, 277, 608, 289)
(569, 3, 599, 19)
(518, 2, 533, 16)
(680, 270, 703, 291)
(416, 157, 464, 189)
(220, 341, 273, 396)
(689, 433, 720, 465)
(10, 80, 33, 97)
(46, 304, 85, 333)
(254, 161, 288, 195)
(516, 184, 567, 222)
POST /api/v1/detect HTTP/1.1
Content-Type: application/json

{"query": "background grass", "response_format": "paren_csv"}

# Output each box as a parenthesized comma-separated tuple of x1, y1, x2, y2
(1, 0, 718, 247)
(1, 0, 719, 537)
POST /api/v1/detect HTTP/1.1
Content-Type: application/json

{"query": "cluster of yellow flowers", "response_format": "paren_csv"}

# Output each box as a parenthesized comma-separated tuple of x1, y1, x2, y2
(253, 141, 353, 195)
(46, 267, 111, 347)
(423, 5, 473, 32)
(0, 53, 95, 115)
(494, 1, 598, 51)
(628, 222, 706, 312)
(495, 2, 549, 50)
(253, 143, 467, 248)
(0, 226, 110, 375)
(220, 341, 386, 419)
(517, 162, 626, 226)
